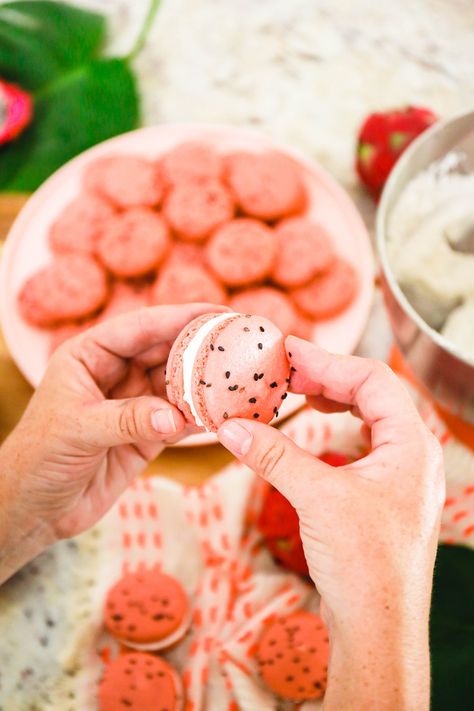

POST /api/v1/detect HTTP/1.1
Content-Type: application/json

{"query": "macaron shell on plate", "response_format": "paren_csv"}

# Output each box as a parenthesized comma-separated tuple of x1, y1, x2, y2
(0, 124, 374, 446)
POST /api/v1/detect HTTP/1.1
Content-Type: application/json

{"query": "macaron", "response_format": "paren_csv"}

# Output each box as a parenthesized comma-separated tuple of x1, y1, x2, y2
(166, 312, 290, 432)
(96, 281, 151, 323)
(49, 194, 115, 255)
(256, 611, 329, 701)
(205, 218, 276, 287)
(84, 155, 164, 209)
(160, 141, 222, 186)
(291, 257, 358, 319)
(229, 287, 299, 337)
(96, 207, 171, 278)
(272, 217, 334, 288)
(225, 151, 306, 220)
(104, 568, 190, 651)
(150, 262, 227, 306)
(18, 254, 108, 327)
(98, 652, 183, 711)
(163, 178, 234, 242)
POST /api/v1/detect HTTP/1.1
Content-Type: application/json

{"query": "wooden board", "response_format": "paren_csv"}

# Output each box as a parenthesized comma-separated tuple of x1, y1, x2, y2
(0, 195, 233, 485)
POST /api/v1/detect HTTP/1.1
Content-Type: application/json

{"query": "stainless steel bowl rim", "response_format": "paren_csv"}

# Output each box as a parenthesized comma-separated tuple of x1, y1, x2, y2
(376, 107, 474, 370)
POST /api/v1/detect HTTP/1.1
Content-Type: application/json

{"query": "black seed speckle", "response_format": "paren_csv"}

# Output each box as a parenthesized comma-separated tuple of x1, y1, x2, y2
(245, 314, 252, 318)
(253, 373, 259, 381)
(275, 410, 279, 417)
(270, 381, 277, 388)
(260, 326, 265, 332)
(288, 352, 292, 358)
(225, 371, 231, 379)
(281, 392, 287, 400)
(228, 385, 238, 391)
(165, 379, 169, 386)
(223, 412, 229, 419)
(199, 379, 206, 385)
(210, 343, 214, 350)
(243, 326, 250, 332)
(258, 373, 264, 379)
(258, 343, 263, 350)
(218, 346, 225, 352)
(253, 413, 260, 418)
(249, 397, 257, 403)
(286, 377, 290, 383)
(291, 366, 297, 372)
(273, 407, 278, 415)
(206, 383, 212, 387)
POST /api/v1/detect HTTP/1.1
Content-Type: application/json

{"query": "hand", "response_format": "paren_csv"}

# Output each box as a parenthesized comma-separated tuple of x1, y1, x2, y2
(0, 303, 226, 583)
(217, 336, 445, 710)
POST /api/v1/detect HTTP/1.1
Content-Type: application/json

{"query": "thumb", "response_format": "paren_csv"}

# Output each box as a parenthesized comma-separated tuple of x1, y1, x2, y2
(83, 396, 186, 448)
(217, 418, 328, 504)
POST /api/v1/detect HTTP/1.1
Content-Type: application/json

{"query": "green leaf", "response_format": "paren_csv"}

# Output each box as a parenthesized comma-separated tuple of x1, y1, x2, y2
(0, 58, 139, 191)
(430, 544, 474, 710)
(0, 1, 105, 90)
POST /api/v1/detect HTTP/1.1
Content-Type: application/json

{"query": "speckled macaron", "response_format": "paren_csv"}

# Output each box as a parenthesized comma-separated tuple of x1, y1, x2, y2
(163, 179, 234, 242)
(18, 254, 108, 327)
(291, 257, 358, 319)
(225, 151, 306, 220)
(84, 155, 164, 209)
(166, 312, 290, 432)
(98, 652, 183, 711)
(150, 262, 227, 306)
(205, 218, 276, 287)
(272, 217, 335, 288)
(256, 611, 329, 701)
(104, 568, 190, 651)
(229, 287, 299, 337)
(49, 194, 115, 255)
(96, 207, 171, 278)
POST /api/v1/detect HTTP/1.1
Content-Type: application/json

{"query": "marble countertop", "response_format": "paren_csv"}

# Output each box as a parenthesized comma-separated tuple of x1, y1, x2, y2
(73, 0, 474, 359)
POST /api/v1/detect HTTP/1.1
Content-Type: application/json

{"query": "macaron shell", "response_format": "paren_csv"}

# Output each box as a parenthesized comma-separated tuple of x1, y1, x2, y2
(193, 314, 290, 431)
(104, 568, 189, 647)
(256, 611, 329, 701)
(166, 312, 224, 425)
(98, 652, 183, 711)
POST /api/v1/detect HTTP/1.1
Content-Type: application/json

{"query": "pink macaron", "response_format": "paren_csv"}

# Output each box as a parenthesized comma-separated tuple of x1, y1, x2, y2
(166, 312, 290, 432)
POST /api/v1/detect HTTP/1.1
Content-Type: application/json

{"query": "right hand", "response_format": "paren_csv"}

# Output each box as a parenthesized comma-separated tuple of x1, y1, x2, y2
(217, 336, 445, 709)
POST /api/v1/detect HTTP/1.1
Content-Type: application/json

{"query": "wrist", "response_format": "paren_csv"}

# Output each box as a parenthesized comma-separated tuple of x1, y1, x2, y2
(0, 432, 55, 584)
(324, 583, 431, 711)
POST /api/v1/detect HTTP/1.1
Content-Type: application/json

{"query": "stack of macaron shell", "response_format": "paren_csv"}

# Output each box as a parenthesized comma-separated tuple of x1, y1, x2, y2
(255, 611, 329, 701)
(16, 140, 358, 354)
(166, 312, 290, 432)
(103, 567, 191, 651)
(98, 652, 184, 711)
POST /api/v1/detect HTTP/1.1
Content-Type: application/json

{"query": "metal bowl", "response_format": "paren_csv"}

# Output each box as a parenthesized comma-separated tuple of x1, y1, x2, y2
(376, 108, 474, 424)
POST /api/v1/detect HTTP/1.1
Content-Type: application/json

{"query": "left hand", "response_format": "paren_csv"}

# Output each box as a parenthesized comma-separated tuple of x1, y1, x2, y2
(0, 303, 225, 582)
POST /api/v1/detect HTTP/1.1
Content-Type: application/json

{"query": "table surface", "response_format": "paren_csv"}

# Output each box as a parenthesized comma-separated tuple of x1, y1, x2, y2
(0, 193, 234, 484)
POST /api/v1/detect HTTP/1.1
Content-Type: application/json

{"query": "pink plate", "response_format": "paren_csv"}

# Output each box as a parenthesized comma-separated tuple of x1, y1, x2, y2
(0, 124, 374, 446)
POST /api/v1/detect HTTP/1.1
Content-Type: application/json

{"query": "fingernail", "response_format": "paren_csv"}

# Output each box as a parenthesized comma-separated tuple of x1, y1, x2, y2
(151, 408, 178, 434)
(218, 421, 252, 457)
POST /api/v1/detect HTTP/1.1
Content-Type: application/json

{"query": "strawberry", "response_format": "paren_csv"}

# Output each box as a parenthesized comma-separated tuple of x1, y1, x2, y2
(0, 79, 33, 146)
(356, 106, 437, 199)
(266, 534, 309, 577)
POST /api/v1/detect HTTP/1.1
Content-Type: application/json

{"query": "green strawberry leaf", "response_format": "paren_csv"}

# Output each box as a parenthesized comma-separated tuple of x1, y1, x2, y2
(430, 544, 474, 710)
(0, 58, 139, 191)
(0, 1, 106, 91)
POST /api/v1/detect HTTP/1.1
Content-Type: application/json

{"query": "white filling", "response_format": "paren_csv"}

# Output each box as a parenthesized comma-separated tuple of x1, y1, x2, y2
(182, 313, 238, 428)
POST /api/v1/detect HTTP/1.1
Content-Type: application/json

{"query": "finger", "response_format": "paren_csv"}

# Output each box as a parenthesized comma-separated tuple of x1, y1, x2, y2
(81, 396, 186, 449)
(148, 363, 167, 397)
(286, 335, 422, 449)
(71, 303, 229, 391)
(109, 365, 150, 399)
(306, 394, 353, 415)
(217, 418, 330, 505)
(134, 342, 173, 369)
